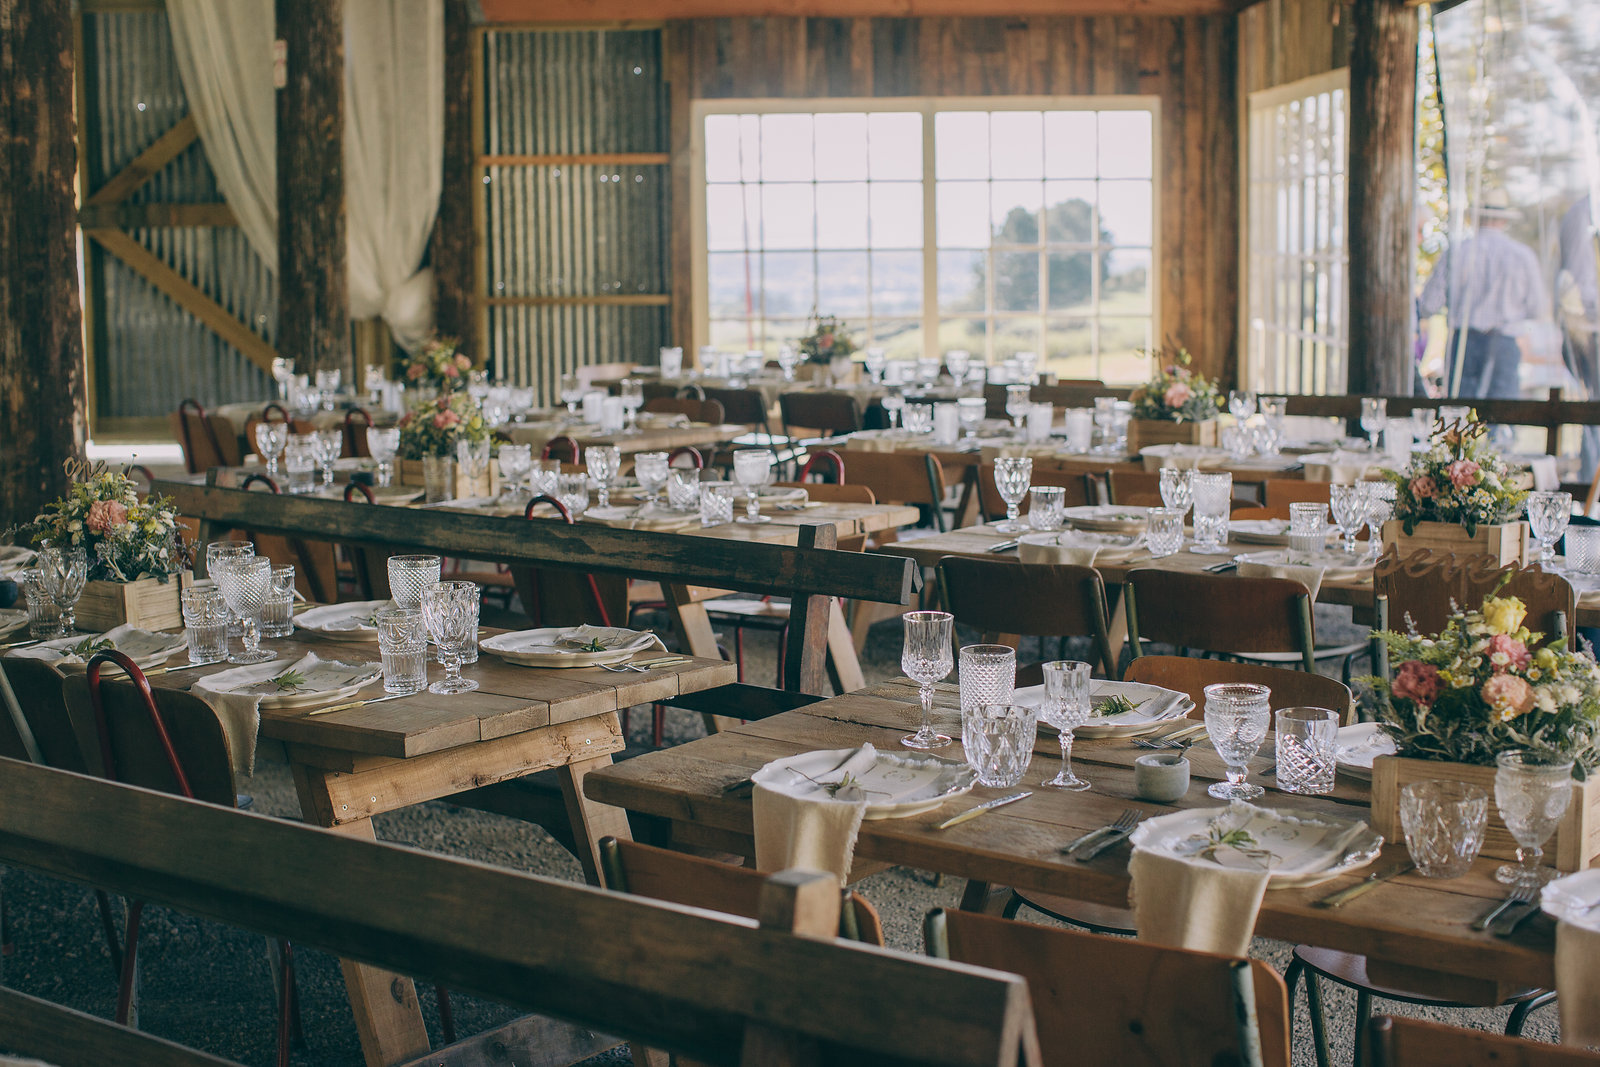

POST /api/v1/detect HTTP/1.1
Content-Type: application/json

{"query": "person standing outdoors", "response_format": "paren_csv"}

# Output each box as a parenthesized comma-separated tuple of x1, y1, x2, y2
(1418, 188, 1548, 399)
(1558, 194, 1600, 481)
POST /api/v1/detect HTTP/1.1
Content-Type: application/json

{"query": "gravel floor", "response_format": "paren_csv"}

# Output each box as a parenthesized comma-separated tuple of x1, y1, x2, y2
(0, 604, 1564, 1065)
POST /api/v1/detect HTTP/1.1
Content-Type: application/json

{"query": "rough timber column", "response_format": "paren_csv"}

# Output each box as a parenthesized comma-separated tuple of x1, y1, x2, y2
(276, 0, 349, 376)
(432, 0, 480, 361)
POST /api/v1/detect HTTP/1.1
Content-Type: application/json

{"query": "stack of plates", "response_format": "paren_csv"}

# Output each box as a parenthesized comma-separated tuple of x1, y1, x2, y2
(1129, 801, 1383, 887)
(1063, 505, 1151, 534)
(295, 600, 389, 640)
(481, 627, 653, 668)
(749, 744, 978, 820)
(1014, 680, 1193, 738)
(9, 627, 187, 671)
(1334, 722, 1397, 781)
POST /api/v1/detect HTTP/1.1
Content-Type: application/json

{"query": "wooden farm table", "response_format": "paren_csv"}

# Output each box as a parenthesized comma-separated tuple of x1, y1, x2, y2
(583, 680, 1560, 1000)
(503, 418, 745, 455)
(140, 626, 735, 1066)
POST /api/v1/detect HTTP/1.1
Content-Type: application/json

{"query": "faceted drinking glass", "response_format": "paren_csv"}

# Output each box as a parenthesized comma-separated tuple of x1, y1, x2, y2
(37, 545, 88, 636)
(1329, 484, 1366, 555)
(181, 586, 229, 664)
(456, 437, 491, 490)
(1359, 397, 1388, 449)
(964, 704, 1036, 788)
(215, 555, 275, 664)
(1146, 508, 1184, 558)
(1005, 385, 1032, 430)
(555, 472, 591, 518)
(1159, 467, 1193, 517)
(957, 397, 987, 439)
(387, 555, 442, 611)
(421, 581, 479, 695)
(1228, 389, 1257, 422)
(366, 427, 400, 487)
(20, 571, 62, 639)
(1494, 750, 1574, 887)
(1400, 780, 1488, 879)
(992, 456, 1033, 533)
(668, 468, 702, 511)
(284, 435, 317, 493)
(1361, 481, 1398, 559)
(959, 644, 1016, 723)
(1204, 682, 1271, 800)
(1274, 707, 1339, 795)
(699, 482, 735, 527)
(1527, 491, 1572, 565)
(1028, 486, 1067, 532)
(261, 564, 296, 638)
(1039, 660, 1092, 790)
(254, 421, 288, 476)
(496, 443, 533, 501)
(313, 429, 342, 486)
(634, 451, 670, 505)
(901, 611, 954, 750)
(1565, 527, 1600, 574)
(1189, 471, 1232, 555)
(1288, 501, 1328, 556)
(587, 445, 622, 509)
(619, 378, 644, 433)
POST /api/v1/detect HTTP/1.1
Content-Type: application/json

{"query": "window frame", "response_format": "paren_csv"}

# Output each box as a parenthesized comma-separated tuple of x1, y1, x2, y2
(690, 95, 1162, 378)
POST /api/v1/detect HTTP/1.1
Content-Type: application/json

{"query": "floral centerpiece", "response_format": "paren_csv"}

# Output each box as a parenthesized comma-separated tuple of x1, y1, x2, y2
(11, 463, 189, 583)
(397, 392, 490, 459)
(401, 336, 472, 391)
(1127, 346, 1222, 422)
(1383, 413, 1526, 537)
(797, 314, 857, 365)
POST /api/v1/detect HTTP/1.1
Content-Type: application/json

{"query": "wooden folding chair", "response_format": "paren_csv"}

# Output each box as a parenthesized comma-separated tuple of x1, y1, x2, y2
(839, 449, 948, 535)
(1373, 547, 1575, 651)
(779, 391, 863, 441)
(235, 474, 339, 602)
(1124, 568, 1317, 672)
(169, 399, 242, 473)
(1265, 478, 1332, 507)
(1368, 1015, 1593, 1067)
(938, 557, 1117, 680)
(975, 463, 1096, 524)
(1104, 469, 1164, 508)
(927, 908, 1289, 1067)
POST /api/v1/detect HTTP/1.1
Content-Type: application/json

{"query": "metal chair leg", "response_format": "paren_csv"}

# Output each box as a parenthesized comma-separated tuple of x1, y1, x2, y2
(276, 940, 294, 1067)
(1283, 957, 1304, 1054)
(95, 888, 124, 979)
(1506, 991, 1558, 1036)
(115, 899, 144, 1027)
(1354, 990, 1374, 1067)
(1304, 968, 1332, 1067)
(436, 984, 457, 1045)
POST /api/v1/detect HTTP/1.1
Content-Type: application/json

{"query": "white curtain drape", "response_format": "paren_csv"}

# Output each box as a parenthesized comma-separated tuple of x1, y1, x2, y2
(165, 0, 444, 352)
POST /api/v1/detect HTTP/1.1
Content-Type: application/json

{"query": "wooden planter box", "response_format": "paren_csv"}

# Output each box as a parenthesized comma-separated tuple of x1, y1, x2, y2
(1371, 754, 1600, 873)
(76, 571, 189, 632)
(1380, 519, 1529, 567)
(1126, 417, 1218, 453)
(399, 457, 499, 499)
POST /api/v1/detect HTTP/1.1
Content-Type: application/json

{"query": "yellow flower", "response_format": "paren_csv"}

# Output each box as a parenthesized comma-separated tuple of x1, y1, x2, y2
(1535, 647, 1559, 673)
(1482, 596, 1527, 636)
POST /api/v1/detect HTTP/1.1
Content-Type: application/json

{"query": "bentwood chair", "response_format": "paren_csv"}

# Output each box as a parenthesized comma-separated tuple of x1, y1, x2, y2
(937, 557, 1117, 681)
(1124, 568, 1317, 672)
(642, 396, 725, 425)
(926, 909, 1290, 1067)
(170, 399, 242, 473)
(1368, 1016, 1592, 1067)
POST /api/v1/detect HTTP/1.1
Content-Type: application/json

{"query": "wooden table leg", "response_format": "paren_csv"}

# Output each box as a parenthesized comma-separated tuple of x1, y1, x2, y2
(958, 879, 1014, 916)
(663, 584, 740, 734)
(557, 750, 635, 887)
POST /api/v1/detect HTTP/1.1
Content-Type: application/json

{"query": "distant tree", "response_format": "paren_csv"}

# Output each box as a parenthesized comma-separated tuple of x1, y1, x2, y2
(967, 197, 1112, 311)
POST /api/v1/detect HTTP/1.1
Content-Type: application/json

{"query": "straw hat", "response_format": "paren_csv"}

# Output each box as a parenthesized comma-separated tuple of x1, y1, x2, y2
(1477, 187, 1520, 221)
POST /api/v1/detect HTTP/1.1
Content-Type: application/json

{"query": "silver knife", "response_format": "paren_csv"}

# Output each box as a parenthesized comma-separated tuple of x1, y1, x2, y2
(933, 791, 1032, 830)
(1060, 825, 1116, 856)
(987, 540, 1020, 554)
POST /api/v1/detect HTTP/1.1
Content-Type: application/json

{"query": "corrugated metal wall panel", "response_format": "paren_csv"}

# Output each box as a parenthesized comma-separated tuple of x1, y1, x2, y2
(484, 29, 667, 156)
(490, 305, 672, 399)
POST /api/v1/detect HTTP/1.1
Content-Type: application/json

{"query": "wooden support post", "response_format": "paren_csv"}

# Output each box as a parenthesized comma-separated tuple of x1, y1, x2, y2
(0, 0, 88, 531)
(275, 0, 349, 377)
(433, 0, 479, 362)
(1347, 0, 1418, 397)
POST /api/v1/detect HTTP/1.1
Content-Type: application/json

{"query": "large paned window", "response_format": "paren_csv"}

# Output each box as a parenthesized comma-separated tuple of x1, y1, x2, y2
(1243, 71, 1350, 395)
(693, 98, 1159, 383)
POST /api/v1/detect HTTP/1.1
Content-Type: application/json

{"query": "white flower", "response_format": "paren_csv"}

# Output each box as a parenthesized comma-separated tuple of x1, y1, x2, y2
(1535, 689, 1558, 714)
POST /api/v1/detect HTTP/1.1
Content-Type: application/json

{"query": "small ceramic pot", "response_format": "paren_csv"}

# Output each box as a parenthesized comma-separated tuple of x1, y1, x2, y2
(1134, 753, 1191, 803)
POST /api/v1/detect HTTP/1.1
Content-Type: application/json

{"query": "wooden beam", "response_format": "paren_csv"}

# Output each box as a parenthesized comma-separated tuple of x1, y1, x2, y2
(83, 113, 199, 206)
(275, 0, 348, 375)
(484, 294, 672, 306)
(87, 228, 280, 375)
(79, 201, 239, 229)
(480, 152, 672, 166)
(1346, 0, 1418, 396)
(434, 0, 479, 361)
(0, 988, 241, 1067)
(481, 0, 1246, 17)
(1, 0, 89, 532)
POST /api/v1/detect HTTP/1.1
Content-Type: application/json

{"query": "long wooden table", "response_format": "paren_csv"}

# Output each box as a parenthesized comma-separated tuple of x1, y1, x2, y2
(504, 418, 746, 456)
(138, 626, 735, 1067)
(583, 679, 1559, 1002)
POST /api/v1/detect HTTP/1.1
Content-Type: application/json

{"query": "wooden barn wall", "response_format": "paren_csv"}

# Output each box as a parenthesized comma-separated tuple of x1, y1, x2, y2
(665, 16, 1241, 386)
(1237, 0, 1350, 96)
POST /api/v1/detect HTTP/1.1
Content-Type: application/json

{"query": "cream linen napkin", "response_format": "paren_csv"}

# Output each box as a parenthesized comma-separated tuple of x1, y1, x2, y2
(1557, 922, 1600, 1047)
(753, 744, 877, 884)
(1129, 848, 1271, 956)
(190, 652, 358, 776)
(844, 432, 900, 453)
(1236, 554, 1327, 600)
(1019, 532, 1143, 567)
(9, 624, 186, 673)
(556, 624, 668, 655)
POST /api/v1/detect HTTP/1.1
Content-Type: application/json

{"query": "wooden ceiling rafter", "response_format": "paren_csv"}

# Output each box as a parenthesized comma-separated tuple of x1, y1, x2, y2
(480, 0, 1261, 22)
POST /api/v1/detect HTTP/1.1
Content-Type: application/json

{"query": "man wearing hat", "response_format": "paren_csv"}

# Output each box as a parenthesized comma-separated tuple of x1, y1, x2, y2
(1418, 188, 1548, 399)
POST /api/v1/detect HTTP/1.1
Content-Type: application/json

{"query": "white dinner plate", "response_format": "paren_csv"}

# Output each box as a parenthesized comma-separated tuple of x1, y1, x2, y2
(194, 658, 382, 710)
(294, 600, 391, 640)
(0, 608, 27, 639)
(1233, 549, 1372, 583)
(1129, 801, 1383, 888)
(1014, 680, 1193, 738)
(1062, 505, 1151, 534)
(1334, 722, 1397, 780)
(9, 627, 187, 672)
(481, 627, 641, 668)
(750, 744, 978, 820)
(1017, 530, 1146, 565)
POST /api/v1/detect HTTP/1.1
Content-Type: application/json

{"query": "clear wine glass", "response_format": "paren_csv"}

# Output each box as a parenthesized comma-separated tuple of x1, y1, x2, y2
(957, 397, 986, 440)
(37, 544, 87, 637)
(215, 556, 275, 663)
(254, 421, 288, 476)
(1494, 750, 1574, 886)
(1159, 467, 1193, 517)
(733, 449, 775, 524)
(619, 378, 644, 434)
(1410, 408, 1435, 444)
(1527, 491, 1572, 565)
(1039, 660, 1092, 790)
(587, 445, 621, 509)
(1360, 397, 1388, 450)
(366, 427, 399, 487)
(1362, 481, 1398, 559)
(901, 610, 954, 750)
(1204, 682, 1271, 800)
(315, 368, 341, 411)
(1329, 484, 1367, 555)
(559, 373, 584, 415)
(1228, 389, 1257, 422)
(777, 345, 801, 382)
(313, 429, 342, 487)
(992, 456, 1033, 533)
(880, 390, 905, 430)
(945, 350, 971, 383)
(633, 451, 670, 506)
(496, 444, 532, 501)
(1258, 395, 1288, 454)
(1005, 385, 1032, 431)
(421, 581, 480, 695)
(864, 346, 887, 384)
(1014, 350, 1039, 385)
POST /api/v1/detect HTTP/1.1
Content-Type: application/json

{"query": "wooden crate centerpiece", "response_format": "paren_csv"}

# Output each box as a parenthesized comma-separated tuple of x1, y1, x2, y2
(1380, 519, 1529, 567)
(398, 457, 499, 500)
(1126, 417, 1218, 453)
(77, 571, 190, 632)
(1370, 754, 1600, 873)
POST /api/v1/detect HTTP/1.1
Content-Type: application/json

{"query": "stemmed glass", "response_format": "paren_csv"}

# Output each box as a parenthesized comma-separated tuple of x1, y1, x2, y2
(254, 422, 288, 476)
(992, 456, 1033, 533)
(1361, 481, 1398, 559)
(455, 437, 491, 491)
(1228, 389, 1257, 423)
(1411, 408, 1436, 445)
(215, 556, 276, 664)
(1189, 471, 1232, 554)
(37, 545, 87, 637)
(1494, 750, 1574, 886)
(1329, 484, 1367, 555)
(957, 397, 986, 440)
(421, 581, 480, 695)
(1159, 467, 1193, 520)
(1005, 385, 1032, 431)
(313, 429, 342, 487)
(1360, 397, 1388, 450)
(945, 350, 972, 383)
(1092, 397, 1119, 454)
(497, 443, 533, 501)
(864, 347, 887, 384)
(1039, 660, 1092, 790)
(619, 378, 644, 433)
(387, 555, 442, 610)
(559, 373, 584, 416)
(880, 390, 905, 430)
(587, 445, 621, 509)
(1258, 395, 1287, 454)
(901, 611, 954, 750)
(366, 427, 399, 487)
(733, 449, 775, 524)
(1204, 682, 1271, 800)
(777, 345, 801, 382)
(1527, 491, 1573, 565)
(633, 451, 669, 506)
(315, 368, 341, 411)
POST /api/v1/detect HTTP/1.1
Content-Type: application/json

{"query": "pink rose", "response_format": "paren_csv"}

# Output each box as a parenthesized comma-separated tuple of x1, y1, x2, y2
(432, 413, 449, 429)
(85, 499, 128, 534)
(399, 413, 412, 427)
(1410, 475, 1438, 500)
(455, 354, 471, 370)
(1163, 382, 1193, 409)
(1391, 660, 1442, 706)
(1481, 674, 1534, 720)
(1447, 459, 1481, 488)
(443, 363, 460, 378)
(405, 364, 423, 380)
(1485, 633, 1531, 673)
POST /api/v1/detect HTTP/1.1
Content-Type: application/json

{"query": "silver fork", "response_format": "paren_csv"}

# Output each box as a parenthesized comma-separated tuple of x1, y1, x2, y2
(1472, 884, 1535, 932)
(1061, 809, 1141, 857)
(1133, 736, 1196, 750)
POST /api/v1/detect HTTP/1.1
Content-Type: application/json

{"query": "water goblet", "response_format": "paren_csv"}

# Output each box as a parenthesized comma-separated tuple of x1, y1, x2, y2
(1146, 507, 1184, 558)
(1014, 350, 1039, 385)
(1228, 389, 1257, 422)
(1189, 471, 1232, 554)
(863, 346, 887, 385)
(1527, 491, 1572, 566)
(254, 421, 288, 476)
(455, 437, 491, 492)
(215, 555, 275, 663)
(944, 349, 971, 383)
(1258, 395, 1287, 453)
(556, 472, 591, 518)
(1400, 781, 1488, 879)
(1494, 750, 1574, 887)
(1005, 385, 1032, 431)
(1360, 397, 1388, 450)
(559, 373, 584, 415)
(916, 357, 941, 388)
(421, 581, 480, 695)
(957, 397, 986, 440)
(1361, 481, 1398, 559)
(313, 429, 342, 486)
(1027, 486, 1066, 532)
(901, 611, 954, 750)
(1204, 682, 1271, 800)
(619, 378, 644, 433)
(387, 554, 442, 611)
(366, 427, 400, 487)
(1329, 484, 1367, 555)
(667, 467, 702, 511)
(777, 345, 801, 382)
(1274, 707, 1339, 795)
(733, 449, 775, 524)
(992, 456, 1033, 533)
(1039, 660, 1092, 790)
(37, 545, 88, 636)
(880, 389, 905, 430)
(587, 445, 621, 509)
(1159, 467, 1193, 518)
(496, 443, 533, 501)
(205, 538, 254, 579)
(315, 368, 341, 411)
(633, 451, 670, 506)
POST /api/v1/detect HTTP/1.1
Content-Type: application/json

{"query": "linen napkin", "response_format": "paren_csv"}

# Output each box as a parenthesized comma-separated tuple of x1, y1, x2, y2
(9, 624, 186, 674)
(555, 624, 667, 655)
(190, 652, 365, 776)
(843, 433, 900, 453)
(1236, 553, 1328, 600)
(1556, 922, 1600, 1047)
(1019, 531, 1144, 567)
(1129, 847, 1270, 956)
(752, 744, 876, 884)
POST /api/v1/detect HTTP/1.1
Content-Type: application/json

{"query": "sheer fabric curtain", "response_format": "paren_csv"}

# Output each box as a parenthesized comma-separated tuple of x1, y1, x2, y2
(165, 0, 444, 351)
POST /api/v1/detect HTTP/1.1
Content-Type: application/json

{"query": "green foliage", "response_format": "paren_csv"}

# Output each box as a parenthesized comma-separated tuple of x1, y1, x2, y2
(1126, 346, 1222, 422)
(397, 392, 490, 460)
(10, 466, 190, 583)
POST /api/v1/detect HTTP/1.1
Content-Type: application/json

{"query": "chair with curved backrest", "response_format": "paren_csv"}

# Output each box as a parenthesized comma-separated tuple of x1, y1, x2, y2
(927, 908, 1290, 1067)
(237, 474, 339, 603)
(938, 557, 1117, 681)
(1105, 469, 1164, 509)
(1124, 568, 1317, 672)
(1368, 1016, 1592, 1067)
(667, 445, 704, 470)
(837, 450, 948, 535)
(1372, 546, 1575, 652)
(643, 396, 726, 426)
(975, 462, 1095, 523)
(169, 399, 242, 474)
(1265, 479, 1332, 507)
(540, 435, 583, 464)
(242, 415, 316, 462)
(795, 449, 845, 484)
(341, 483, 393, 601)
(262, 402, 290, 423)
(779, 392, 863, 442)
(342, 408, 373, 458)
